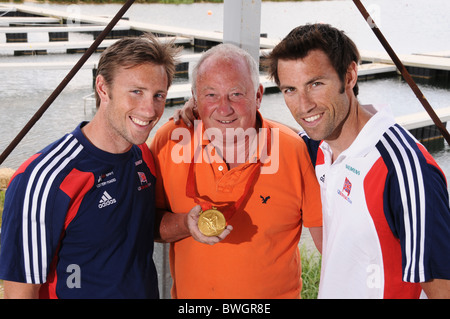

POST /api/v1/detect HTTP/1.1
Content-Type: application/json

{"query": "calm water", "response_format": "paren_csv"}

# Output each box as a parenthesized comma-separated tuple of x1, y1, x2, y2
(0, 0, 449, 171)
(1, 0, 449, 298)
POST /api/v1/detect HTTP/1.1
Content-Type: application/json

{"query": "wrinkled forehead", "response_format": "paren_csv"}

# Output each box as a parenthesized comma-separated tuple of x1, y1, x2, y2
(199, 54, 249, 75)
(197, 55, 253, 88)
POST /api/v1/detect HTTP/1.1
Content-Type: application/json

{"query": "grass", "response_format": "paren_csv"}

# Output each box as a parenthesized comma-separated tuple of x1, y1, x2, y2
(300, 244, 321, 299)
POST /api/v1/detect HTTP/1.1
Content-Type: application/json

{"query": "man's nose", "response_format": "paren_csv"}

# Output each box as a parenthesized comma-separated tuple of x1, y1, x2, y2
(143, 99, 158, 117)
(216, 95, 234, 116)
(297, 92, 316, 113)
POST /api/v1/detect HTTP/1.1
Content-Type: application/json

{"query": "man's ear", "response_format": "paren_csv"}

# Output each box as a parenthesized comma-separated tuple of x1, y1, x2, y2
(345, 61, 358, 92)
(96, 74, 110, 104)
(255, 84, 264, 110)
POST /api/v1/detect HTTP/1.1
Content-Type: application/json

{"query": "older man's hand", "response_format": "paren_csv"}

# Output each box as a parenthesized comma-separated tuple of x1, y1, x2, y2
(186, 205, 233, 245)
(173, 97, 198, 127)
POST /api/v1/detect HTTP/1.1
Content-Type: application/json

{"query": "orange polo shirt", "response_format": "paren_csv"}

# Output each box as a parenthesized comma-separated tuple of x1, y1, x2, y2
(150, 114, 322, 299)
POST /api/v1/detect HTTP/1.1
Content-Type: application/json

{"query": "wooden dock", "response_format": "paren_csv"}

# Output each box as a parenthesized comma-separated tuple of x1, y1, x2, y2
(0, 4, 447, 71)
(1, 3, 449, 141)
(0, 37, 191, 53)
(360, 49, 450, 71)
(0, 16, 61, 25)
(0, 25, 132, 34)
(360, 49, 450, 83)
(414, 51, 450, 59)
(396, 106, 450, 142)
(397, 106, 450, 130)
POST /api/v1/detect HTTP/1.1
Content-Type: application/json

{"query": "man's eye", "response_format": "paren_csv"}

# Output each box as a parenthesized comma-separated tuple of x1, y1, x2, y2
(229, 92, 244, 100)
(204, 93, 218, 101)
(283, 87, 295, 94)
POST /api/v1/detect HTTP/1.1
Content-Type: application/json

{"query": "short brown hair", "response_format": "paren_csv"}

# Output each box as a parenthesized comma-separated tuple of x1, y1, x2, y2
(263, 23, 360, 96)
(95, 33, 181, 107)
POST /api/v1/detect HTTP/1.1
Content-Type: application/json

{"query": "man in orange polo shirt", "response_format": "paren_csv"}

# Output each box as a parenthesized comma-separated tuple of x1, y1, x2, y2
(150, 43, 322, 299)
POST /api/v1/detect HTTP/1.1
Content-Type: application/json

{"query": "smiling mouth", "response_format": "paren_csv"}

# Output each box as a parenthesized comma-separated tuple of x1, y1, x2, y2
(303, 114, 322, 123)
(131, 116, 151, 126)
(217, 119, 237, 124)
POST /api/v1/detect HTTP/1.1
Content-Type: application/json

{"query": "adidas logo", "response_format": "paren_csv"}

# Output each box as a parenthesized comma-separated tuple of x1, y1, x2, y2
(98, 191, 117, 209)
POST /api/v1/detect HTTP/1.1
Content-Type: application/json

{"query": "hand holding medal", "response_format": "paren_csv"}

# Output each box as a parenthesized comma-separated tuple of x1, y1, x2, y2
(186, 205, 233, 244)
(185, 128, 264, 243)
(186, 161, 261, 242)
(198, 207, 227, 236)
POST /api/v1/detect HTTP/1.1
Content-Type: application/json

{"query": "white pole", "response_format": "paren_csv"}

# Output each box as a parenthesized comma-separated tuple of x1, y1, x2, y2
(223, 0, 262, 65)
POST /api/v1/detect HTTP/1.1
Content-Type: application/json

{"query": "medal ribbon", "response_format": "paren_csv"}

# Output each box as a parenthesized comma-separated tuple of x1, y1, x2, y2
(186, 159, 262, 220)
(186, 126, 271, 221)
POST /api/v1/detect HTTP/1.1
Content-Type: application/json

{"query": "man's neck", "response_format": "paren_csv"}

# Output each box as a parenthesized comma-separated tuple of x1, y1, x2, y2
(208, 117, 262, 170)
(81, 114, 132, 154)
(326, 102, 374, 163)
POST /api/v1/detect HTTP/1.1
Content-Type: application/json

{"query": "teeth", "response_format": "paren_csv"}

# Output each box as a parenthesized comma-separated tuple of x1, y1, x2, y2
(219, 120, 234, 124)
(304, 114, 321, 123)
(131, 117, 150, 126)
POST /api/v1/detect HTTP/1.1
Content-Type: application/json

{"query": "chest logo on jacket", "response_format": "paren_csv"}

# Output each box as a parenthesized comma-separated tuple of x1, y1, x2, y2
(260, 195, 271, 204)
(96, 170, 116, 188)
(337, 177, 353, 204)
(98, 190, 117, 209)
(137, 171, 152, 191)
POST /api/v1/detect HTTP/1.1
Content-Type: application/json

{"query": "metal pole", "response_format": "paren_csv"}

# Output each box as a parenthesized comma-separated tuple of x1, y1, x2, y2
(352, 0, 450, 145)
(223, 0, 262, 65)
(0, 0, 136, 165)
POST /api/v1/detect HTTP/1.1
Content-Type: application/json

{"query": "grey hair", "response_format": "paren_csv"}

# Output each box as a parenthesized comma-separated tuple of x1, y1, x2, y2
(191, 43, 260, 98)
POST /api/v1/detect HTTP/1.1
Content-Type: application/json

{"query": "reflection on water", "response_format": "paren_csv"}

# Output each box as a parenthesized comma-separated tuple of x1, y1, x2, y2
(2, 70, 449, 180)
(1, 0, 449, 171)
(18, 0, 450, 54)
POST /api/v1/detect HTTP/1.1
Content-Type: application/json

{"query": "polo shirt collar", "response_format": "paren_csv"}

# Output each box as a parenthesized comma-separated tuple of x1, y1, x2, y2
(194, 111, 271, 164)
(321, 106, 396, 161)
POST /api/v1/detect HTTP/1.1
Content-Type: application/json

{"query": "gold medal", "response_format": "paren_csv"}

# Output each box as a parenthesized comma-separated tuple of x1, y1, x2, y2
(198, 208, 226, 237)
